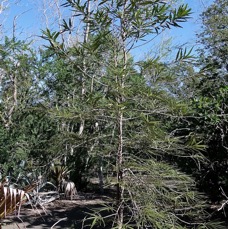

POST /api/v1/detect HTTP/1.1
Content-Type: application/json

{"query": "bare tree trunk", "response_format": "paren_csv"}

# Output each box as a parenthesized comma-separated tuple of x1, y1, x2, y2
(8, 73, 17, 123)
(98, 156, 104, 194)
(117, 112, 124, 229)
(79, 0, 90, 136)
(116, 1, 128, 227)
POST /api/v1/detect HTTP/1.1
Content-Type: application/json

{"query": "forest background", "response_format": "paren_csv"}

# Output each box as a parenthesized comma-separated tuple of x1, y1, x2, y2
(0, 0, 227, 228)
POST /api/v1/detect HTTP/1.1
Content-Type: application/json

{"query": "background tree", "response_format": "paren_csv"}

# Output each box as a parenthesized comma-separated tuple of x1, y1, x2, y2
(192, 0, 228, 201)
(0, 38, 37, 177)
(199, 0, 228, 80)
(0, 37, 58, 186)
(170, 0, 228, 206)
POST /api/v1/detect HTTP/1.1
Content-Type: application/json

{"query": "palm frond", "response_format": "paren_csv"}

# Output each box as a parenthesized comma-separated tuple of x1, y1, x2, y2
(0, 179, 33, 219)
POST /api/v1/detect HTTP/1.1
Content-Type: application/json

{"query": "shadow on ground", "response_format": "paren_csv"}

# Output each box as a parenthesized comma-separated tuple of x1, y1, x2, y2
(2, 194, 112, 229)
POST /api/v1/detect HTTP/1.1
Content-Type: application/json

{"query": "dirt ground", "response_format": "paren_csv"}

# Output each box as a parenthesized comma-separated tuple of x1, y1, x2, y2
(1, 194, 108, 229)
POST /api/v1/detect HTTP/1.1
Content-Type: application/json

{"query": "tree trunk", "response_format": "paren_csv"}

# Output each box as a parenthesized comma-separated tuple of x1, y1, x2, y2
(79, 0, 90, 136)
(116, 112, 124, 228)
(98, 156, 104, 194)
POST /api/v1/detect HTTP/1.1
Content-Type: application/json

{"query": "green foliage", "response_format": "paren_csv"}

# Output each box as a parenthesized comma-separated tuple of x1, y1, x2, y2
(168, 0, 228, 206)
(36, 0, 223, 228)
(0, 38, 37, 125)
(175, 47, 194, 62)
(190, 0, 228, 201)
(0, 0, 226, 228)
(189, 86, 228, 199)
(0, 38, 40, 178)
(199, 0, 228, 68)
(41, 29, 64, 53)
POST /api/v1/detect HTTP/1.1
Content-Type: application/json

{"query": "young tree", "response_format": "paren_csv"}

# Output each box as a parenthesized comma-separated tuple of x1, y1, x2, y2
(41, 0, 223, 228)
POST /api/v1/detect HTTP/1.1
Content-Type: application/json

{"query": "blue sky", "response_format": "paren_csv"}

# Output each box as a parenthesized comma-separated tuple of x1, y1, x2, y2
(0, 0, 214, 58)
(133, 0, 214, 59)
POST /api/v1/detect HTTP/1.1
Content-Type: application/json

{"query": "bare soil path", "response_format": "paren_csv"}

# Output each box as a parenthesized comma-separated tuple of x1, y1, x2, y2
(1, 194, 108, 229)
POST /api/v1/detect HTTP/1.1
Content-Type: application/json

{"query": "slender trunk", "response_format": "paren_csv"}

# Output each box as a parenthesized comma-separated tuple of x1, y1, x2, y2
(5, 72, 17, 128)
(84, 0, 90, 44)
(116, 1, 128, 228)
(79, 0, 90, 135)
(81, 0, 90, 94)
(98, 156, 104, 194)
(117, 111, 124, 229)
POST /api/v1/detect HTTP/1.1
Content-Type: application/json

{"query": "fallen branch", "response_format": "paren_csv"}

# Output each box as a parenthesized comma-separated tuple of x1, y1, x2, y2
(51, 217, 67, 228)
